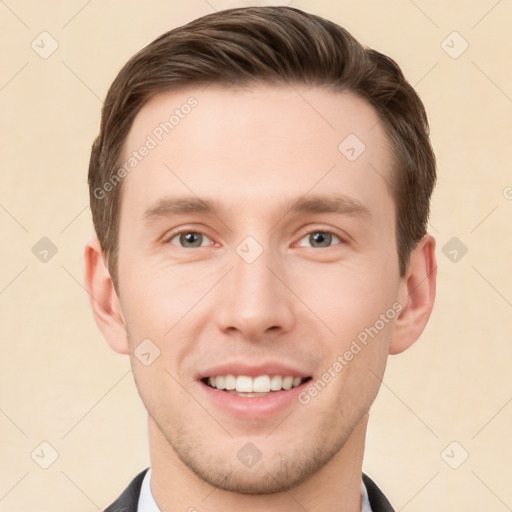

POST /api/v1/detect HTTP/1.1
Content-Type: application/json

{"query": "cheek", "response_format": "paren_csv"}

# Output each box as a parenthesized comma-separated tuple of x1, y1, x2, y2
(295, 262, 398, 338)
(118, 258, 210, 340)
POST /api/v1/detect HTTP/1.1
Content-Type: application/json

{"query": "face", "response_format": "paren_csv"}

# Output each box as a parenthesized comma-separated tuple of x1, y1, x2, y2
(114, 84, 404, 493)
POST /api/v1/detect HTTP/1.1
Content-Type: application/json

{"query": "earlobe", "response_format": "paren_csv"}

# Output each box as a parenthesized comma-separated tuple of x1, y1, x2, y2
(83, 236, 129, 355)
(389, 234, 437, 355)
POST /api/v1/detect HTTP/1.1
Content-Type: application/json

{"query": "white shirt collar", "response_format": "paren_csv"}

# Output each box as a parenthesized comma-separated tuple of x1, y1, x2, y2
(361, 476, 373, 512)
(137, 468, 161, 512)
(137, 467, 373, 511)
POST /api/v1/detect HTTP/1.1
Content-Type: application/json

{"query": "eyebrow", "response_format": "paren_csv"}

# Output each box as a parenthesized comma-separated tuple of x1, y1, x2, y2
(142, 193, 371, 223)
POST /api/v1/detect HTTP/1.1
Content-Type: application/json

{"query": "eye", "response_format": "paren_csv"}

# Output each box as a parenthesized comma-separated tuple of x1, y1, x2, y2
(168, 230, 214, 248)
(296, 230, 343, 248)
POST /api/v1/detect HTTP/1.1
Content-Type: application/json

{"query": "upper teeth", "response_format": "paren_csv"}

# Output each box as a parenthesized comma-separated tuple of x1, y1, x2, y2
(207, 375, 305, 392)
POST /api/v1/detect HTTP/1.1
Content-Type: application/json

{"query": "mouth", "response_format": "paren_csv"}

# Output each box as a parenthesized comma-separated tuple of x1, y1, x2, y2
(201, 374, 312, 397)
(196, 362, 314, 418)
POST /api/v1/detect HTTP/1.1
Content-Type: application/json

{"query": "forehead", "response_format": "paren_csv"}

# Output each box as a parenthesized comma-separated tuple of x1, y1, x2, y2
(120, 84, 394, 221)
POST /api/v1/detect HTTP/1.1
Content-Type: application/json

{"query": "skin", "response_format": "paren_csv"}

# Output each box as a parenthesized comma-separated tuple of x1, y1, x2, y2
(85, 84, 436, 512)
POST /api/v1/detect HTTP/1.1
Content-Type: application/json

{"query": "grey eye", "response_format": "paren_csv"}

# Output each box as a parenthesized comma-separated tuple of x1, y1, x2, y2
(297, 231, 341, 248)
(170, 231, 211, 248)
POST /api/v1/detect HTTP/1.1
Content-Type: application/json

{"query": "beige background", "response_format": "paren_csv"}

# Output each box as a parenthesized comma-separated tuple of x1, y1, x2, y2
(1, 0, 511, 510)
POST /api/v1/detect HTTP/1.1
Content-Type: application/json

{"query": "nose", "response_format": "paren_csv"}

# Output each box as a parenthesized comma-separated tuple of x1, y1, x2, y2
(214, 241, 295, 341)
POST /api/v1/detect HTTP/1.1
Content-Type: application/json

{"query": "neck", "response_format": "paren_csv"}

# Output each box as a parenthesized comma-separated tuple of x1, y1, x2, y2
(148, 414, 368, 512)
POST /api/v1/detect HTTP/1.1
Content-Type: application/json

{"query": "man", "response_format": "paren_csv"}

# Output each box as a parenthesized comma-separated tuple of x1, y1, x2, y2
(84, 6, 437, 511)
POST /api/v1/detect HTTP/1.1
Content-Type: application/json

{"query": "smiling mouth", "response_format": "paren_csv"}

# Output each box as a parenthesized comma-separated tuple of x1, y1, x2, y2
(201, 375, 312, 397)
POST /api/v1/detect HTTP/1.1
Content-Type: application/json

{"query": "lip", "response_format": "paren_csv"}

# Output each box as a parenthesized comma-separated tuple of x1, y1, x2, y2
(198, 378, 311, 419)
(196, 361, 311, 380)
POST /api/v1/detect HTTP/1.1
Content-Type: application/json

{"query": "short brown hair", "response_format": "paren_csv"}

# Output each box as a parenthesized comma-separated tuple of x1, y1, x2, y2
(88, 6, 436, 289)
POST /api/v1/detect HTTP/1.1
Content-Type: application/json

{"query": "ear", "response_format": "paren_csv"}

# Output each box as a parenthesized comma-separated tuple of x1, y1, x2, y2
(389, 234, 437, 355)
(83, 235, 129, 355)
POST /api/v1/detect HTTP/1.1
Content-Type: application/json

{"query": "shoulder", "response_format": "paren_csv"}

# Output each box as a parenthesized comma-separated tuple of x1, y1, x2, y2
(104, 468, 149, 512)
(362, 473, 395, 512)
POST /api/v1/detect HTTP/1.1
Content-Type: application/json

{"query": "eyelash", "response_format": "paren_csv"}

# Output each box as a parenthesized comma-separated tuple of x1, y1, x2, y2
(165, 227, 347, 249)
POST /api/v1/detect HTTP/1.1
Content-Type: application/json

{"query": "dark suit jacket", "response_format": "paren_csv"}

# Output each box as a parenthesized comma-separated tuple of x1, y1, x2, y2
(104, 468, 395, 511)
